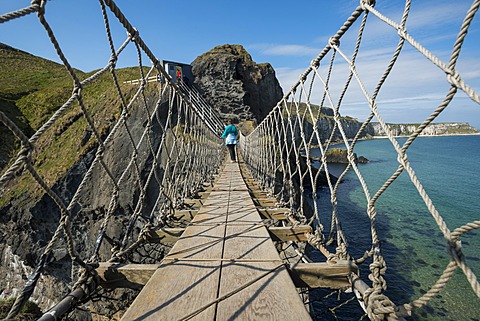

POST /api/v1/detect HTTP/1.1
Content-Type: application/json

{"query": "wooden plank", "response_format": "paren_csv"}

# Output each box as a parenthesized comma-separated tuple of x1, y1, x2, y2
(257, 208, 289, 220)
(145, 225, 313, 243)
(96, 263, 158, 289)
(216, 193, 312, 320)
(288, 261, 357, 289)
(243, 178, 260, 184)
(252, 197, 278, 207)
(248, 190, 271, 198)
(121, 161, 312, 321)
(120, 204, 227, 320)
(268, 225, 312, 242)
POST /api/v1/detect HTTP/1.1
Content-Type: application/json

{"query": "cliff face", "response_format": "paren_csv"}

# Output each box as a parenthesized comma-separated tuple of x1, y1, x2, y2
(0, 90, 170, 319)
(292, 113, 478, 145)
(294, 112, 374, 144)
(313, 117, 373, 142)
(370, 122, 479, 136)
(191, 44, 283, 123)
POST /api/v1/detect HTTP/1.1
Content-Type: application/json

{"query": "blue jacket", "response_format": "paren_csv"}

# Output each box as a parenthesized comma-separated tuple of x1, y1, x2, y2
(221, 124, 238, 145)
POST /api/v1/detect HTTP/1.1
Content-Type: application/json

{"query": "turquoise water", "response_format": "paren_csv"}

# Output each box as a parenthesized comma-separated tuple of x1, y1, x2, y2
(310, 135, 480, 320)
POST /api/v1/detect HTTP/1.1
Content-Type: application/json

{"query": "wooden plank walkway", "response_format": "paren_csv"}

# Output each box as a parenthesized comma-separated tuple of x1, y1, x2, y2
(120, 161, 312, 321)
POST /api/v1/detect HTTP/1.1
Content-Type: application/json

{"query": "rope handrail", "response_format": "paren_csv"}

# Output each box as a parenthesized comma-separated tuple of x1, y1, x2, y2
(0, 0, 224, 319)
(0, 0, 479, 320)
(240, 0, 479, 319)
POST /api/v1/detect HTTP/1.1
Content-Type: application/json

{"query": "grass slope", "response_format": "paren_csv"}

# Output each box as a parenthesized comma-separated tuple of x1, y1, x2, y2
(0, 42, 81, 167)
(0, 42, 152, 205)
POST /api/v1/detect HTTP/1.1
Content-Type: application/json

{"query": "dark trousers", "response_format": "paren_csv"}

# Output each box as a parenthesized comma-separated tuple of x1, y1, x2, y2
(227, 144, 236, 161)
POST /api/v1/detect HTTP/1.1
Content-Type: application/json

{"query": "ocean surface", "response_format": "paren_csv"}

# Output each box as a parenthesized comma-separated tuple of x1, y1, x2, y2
(308, 135, 480, 321)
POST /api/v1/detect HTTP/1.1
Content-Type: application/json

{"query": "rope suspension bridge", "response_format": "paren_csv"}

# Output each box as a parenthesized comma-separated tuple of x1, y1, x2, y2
(1, 0, 479, 320)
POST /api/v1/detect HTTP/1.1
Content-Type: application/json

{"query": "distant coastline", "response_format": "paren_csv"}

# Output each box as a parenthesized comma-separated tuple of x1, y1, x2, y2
(324, 131, 480, 150)
(370, 131, 480, 139)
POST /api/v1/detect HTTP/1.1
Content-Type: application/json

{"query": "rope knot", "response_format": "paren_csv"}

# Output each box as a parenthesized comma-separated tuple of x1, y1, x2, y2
(306, 229, 323, 247)
(328, 36, 340, 48)
(311, 57, 321, 68)
(360, 0, 376, 10)
(447, 239, 465, 267)
(109, 54, 118, 67)
(30, 0, 42, 11)
(139, 222, 154, 240)
(72, 86, 82, 99)
(396, 153, 408, 166)
(364, 292, 397, 321)
(19, 146, 32, 161)
(397, 26, 408, 39)
(129, 28, 139, 41)
(71, 263, 101, 302)
(96, 144, 105, 157)
(446, 69, 462, 88)
(327, 253, 338, 263)
(36, 0, 47, 14)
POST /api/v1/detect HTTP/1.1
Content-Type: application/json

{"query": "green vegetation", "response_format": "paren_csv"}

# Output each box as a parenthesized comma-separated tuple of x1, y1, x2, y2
(0, 298, 42, 320)
(283, 102, 353, 125)
(0, 43, 79, 168)
(0, 43, 81, 101)
(0, 42, 154, 206)
(238, 120, 256, 135)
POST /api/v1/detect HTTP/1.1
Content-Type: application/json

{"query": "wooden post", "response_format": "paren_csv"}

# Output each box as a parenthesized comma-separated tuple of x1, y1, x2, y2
(268, 225, 312, 242)
(96, 263, 158, 289)
(288, 261, 357, 289)
(256, 208, 289, 220)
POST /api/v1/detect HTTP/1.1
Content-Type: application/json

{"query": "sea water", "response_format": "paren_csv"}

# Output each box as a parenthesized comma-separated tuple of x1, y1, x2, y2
(309, 135, 480, 320)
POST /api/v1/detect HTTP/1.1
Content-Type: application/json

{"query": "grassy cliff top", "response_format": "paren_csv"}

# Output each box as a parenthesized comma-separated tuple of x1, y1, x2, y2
(0, 43, 153, 205)
(0, 43, 84, 101)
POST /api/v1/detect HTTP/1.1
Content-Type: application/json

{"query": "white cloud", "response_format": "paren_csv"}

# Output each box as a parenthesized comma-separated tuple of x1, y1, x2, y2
(257, 0, 479, 127)
(273, 41, 479, 126)
(275, 67, 307, 91)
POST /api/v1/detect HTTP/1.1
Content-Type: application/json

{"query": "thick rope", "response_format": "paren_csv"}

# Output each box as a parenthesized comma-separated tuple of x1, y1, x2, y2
(1, 0, 479, 320)
(1, 0, 224, 318)
(240, 0, 480, 320)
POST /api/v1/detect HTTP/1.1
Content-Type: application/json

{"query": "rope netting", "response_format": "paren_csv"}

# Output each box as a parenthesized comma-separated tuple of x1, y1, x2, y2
(240, 0, 479, 319)
(1, 0, 479, 320)
(0, 0, 224, 318)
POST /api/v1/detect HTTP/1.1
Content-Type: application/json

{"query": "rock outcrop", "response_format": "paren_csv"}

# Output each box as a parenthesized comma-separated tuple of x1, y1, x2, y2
(191, 44, 283, 123)
(324, 148, 369, 164)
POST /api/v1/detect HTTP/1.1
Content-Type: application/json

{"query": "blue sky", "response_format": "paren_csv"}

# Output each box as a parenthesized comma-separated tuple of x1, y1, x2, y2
(1, 0, 479, 128)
